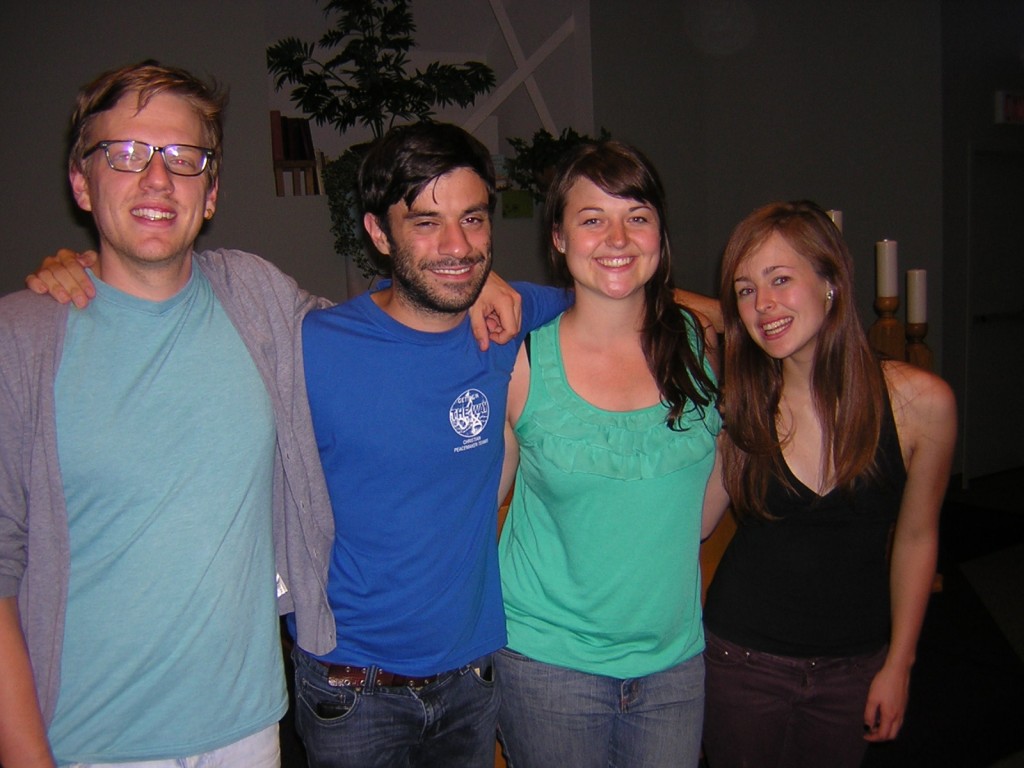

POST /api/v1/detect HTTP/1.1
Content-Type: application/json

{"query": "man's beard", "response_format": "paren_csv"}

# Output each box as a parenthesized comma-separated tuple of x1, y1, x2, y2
(389, 242, 492, 317)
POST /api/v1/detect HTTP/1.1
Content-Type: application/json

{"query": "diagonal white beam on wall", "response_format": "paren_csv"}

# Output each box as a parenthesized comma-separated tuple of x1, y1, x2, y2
(486, 0, 557, 133)
(463, 14, 575, 133)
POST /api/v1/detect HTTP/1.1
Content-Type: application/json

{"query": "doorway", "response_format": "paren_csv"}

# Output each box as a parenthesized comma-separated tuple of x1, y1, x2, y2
(962, 145, 1024, 481)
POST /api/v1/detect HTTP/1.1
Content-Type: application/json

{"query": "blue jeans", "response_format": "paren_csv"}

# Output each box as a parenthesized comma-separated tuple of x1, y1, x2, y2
(292, 647, 499, 768)
(495, 648, 705, 768)
(702, 629, 888, 768)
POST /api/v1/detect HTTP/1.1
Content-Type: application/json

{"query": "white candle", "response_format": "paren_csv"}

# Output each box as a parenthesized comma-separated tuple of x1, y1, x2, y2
(907, 269, 927, 324)
(827, 209, 843, 232)
(875, 240, 898, 298)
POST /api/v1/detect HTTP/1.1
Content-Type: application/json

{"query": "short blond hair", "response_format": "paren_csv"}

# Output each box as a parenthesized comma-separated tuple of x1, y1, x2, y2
(69, 60, 226, 181)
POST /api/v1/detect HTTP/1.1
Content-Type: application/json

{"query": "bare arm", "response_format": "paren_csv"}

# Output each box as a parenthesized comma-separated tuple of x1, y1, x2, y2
(674, 288, 722, 334)
(0, 597, 55, 768)
(696, 310, 725, 538)
(693, 308, 721, 379)
(678, 289, 726, 538)
(468, 272, 522, 351)
(863, 362, 957, 742)
(701, 436, 730, 540)
(30, 249, 514, 341)
(498, 420, 520, 509)
(498, 343, 532, 503)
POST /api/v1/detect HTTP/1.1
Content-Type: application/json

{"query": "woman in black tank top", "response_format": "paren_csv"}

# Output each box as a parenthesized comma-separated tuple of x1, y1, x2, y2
(700, 201, 957, 768)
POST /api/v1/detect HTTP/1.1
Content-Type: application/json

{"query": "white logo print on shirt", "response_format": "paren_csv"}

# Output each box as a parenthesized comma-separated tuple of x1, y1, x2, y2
(450, 389, 490, 453)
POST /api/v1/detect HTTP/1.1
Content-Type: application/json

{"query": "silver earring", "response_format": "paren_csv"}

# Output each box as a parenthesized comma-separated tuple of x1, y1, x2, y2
(826, 289, 835, 302)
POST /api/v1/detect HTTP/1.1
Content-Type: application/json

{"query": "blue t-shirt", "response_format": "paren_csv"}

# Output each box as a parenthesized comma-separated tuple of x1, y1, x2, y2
(299, 282, 568, 675)
(50, 269, 285, 762)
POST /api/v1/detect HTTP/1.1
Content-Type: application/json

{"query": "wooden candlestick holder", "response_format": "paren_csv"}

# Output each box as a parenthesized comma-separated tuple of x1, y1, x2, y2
(906, 322, 933, 371)
(868, 296, 906, 361)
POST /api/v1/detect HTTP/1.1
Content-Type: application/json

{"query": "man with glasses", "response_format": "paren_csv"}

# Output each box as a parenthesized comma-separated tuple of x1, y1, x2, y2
(86, 140, 213, 176)
(3, 61, 522, 767)
(0, 60, 341, 767)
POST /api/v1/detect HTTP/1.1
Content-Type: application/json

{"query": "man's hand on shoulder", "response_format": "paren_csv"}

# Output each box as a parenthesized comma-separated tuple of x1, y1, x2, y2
(26, 249, 98, 308)
(469, 272, 522, 351)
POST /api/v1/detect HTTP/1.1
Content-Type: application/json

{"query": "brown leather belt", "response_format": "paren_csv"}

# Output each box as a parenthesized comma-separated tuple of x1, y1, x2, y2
(326, 663, 443, 690)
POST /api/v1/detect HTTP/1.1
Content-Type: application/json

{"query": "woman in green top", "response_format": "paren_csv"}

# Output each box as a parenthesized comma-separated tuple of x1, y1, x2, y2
(495, 140, 720, 768)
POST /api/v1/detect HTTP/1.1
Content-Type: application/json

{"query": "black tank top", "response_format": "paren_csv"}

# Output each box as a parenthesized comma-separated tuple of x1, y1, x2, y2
(704, 386, 907, 657)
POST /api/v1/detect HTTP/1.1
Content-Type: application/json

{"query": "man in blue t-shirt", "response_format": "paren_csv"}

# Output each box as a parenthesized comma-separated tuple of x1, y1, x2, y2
(293, 123, 568, 767)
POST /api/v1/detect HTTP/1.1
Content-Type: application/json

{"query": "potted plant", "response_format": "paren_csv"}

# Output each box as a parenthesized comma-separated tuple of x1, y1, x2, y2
(505, 127, 611, 203)
(267, 0, 496, 279)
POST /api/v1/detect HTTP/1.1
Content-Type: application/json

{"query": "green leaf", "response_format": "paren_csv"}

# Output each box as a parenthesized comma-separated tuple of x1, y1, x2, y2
(266, 0, 495, 140)
(266, 0, 498, 267)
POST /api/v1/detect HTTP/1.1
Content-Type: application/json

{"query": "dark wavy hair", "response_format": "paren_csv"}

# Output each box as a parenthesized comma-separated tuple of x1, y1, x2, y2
(69, 60, 226, 184)
(544, 139, 716, 428)
(718, 200, 887, 519)
(358, 121, 495, 241)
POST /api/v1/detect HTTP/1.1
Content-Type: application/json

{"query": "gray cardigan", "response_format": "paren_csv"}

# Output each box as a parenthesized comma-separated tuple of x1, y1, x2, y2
(0, 249, 337, 723)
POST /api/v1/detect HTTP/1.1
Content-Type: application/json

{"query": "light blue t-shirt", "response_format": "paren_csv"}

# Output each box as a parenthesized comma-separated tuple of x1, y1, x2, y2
(49, 269, 286, 763)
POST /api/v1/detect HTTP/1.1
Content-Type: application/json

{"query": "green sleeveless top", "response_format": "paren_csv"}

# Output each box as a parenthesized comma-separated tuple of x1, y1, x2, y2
(499, 313, 720, 678)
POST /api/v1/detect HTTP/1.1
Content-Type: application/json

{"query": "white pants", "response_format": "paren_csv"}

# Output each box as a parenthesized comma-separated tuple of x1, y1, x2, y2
(65, 723, 280, 768)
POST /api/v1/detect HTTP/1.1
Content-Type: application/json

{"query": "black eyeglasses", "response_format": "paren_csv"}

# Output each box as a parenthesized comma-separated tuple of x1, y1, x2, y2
(83, 140, 213, 177)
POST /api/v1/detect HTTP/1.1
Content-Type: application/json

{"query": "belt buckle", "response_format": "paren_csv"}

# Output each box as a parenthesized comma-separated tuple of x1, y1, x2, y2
(327, 664, 366, 689)
(385, 672, 429, 690)
(408, 674, 436, 691)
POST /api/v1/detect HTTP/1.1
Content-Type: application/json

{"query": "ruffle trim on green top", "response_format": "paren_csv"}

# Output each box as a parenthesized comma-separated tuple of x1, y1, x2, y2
(516, 314, 720, 481)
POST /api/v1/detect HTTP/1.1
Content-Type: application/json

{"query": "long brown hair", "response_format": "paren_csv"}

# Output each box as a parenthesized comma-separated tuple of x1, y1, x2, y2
(718, 200, 886, 519)
(545, 140, 716, 428)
